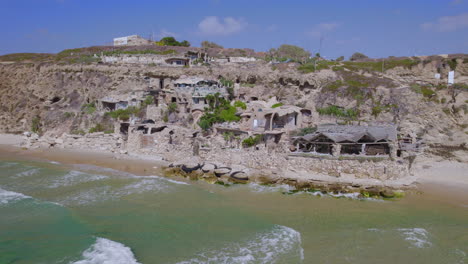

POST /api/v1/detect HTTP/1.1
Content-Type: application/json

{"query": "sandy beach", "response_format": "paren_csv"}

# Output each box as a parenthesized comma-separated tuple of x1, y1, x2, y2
(1, 134, 467, 203)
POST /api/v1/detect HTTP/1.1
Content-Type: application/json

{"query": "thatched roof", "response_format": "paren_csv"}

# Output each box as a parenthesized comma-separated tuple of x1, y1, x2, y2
(174, 76, 205, 85)
(295, 125, 397, 143)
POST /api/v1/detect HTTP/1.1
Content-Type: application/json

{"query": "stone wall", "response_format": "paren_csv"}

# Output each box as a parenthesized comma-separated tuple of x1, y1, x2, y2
(23, 132, 124, 153)
(199, 146, 409, 180)
(102, 55, 179, 65)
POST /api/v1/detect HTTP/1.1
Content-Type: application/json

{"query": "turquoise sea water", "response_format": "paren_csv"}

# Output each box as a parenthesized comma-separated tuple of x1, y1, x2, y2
(0, 159, 467, 264)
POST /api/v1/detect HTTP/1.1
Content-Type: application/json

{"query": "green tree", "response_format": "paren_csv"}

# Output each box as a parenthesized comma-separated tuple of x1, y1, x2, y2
(158, 37, 191, 47)
(350, 52, 369, 61)
(271, 44, 311, 62)
(336, 56, 345, 62)
(201, 41, 223, 49)
(180, 40, 191, 47)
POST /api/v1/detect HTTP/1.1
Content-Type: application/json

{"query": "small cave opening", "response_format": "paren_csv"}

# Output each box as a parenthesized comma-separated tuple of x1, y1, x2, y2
(51, 96, 61, 104)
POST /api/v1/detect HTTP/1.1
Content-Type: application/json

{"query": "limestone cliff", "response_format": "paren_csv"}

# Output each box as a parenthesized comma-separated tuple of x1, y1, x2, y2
(0, 53, 467, 160)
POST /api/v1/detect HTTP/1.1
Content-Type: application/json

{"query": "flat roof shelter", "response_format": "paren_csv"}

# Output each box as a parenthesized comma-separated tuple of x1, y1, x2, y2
(292, 125, 398, 158)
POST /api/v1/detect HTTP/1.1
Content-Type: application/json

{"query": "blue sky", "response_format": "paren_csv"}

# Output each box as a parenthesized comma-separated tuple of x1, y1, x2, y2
(1, 0, 468, 59)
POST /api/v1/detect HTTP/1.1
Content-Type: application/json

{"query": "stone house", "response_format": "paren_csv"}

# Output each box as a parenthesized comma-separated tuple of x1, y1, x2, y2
(99, 91, 147, 111)
(113, 35, 152, 46)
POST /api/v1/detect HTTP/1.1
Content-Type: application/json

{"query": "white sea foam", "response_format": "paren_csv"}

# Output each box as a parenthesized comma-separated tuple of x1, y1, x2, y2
(73, 164, 135, 178)
(248, 183, 296, 193)
(0, 187, 31, 205)
(74, 164, 189, 185)
(116, 179, 168, 196)
(132, 175, 189, 185)
(177, 225, 304, 264)
(72, 237, 140, 264)
(0, 162, 18, 168)
(49, 171, 108, 188)
(14, 168, 41, 177)
(397, 228, 432, 248)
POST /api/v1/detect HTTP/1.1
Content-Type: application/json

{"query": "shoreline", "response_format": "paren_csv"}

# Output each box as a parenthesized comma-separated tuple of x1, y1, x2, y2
(1, 133, 467, 200)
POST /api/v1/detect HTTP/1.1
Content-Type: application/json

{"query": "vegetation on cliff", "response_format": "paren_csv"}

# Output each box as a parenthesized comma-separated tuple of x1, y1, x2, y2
(198, 94, 243, 130)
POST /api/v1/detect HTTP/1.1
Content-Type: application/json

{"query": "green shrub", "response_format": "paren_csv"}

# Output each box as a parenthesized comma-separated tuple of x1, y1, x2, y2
(219, 77, 233, 87)
(316, 105, 358, 119)
(63, 112, 75, 118)
(292, 126, 317, 136)
(156, 37, 190, 47)
(343, 59, 418, 72)
(323, 80, 343, 92)
(31, 116, 41, 133)
(298, 60, 336, 73)
(198, 94, 241, 130)
(219, 106, 240, 122)
(89, 124, 106, 133)
(412, 84, 436, 99)
(82, 103, 96, 114)
(142, 96, 154, 107)
(447, 59, 458, 71)
(70, 129, 85, 135)
(105, 107, 140, 121)
(233, 101, 247, 110)
(167, 102, 178, 113)
(242, 135, 262, 147)
(223, 132, 235, 141)
(453, 83, 468, 91)
(271, 103, 283, 108)
(440, 97, 447, 104)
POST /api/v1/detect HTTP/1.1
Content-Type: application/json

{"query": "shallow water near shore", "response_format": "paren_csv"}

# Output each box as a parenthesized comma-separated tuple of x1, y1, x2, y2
(0, 158, 467, 264)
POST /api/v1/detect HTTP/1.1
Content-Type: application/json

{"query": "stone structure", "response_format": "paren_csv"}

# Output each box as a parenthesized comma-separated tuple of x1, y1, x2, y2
(292, 125, 398, 159)
(23, 132, 124, 153)
(113, 35, 152, 46)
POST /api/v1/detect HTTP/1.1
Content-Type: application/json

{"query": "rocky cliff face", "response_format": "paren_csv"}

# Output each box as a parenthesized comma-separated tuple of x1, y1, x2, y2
(0, 55, 467, 160)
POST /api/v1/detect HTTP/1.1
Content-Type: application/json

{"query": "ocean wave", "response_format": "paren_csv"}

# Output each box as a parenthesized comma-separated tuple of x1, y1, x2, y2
(0, 187, 31, 205)
(0, 162, 18, 168)
(72, 164, 136, 178)
(397, 228, 432, 248)
(132, 175, 189, 185)
(177, 225, 304, 264)
(14, 168, 41, 177)
(115, 179, 168, 196)
(74, 164, 189, 186)
(49, 170, 108, 188)
(72, 237, 141, 264)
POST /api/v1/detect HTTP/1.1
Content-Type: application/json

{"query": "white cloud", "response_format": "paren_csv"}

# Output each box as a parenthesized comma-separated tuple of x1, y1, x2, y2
(421, 13, 468, 32)
(307, 22, 339, 38)
(198, 16, 247, 36)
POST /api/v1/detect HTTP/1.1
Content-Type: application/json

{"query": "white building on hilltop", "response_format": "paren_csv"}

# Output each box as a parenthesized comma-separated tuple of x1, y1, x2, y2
(113, 35, 152, 46)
